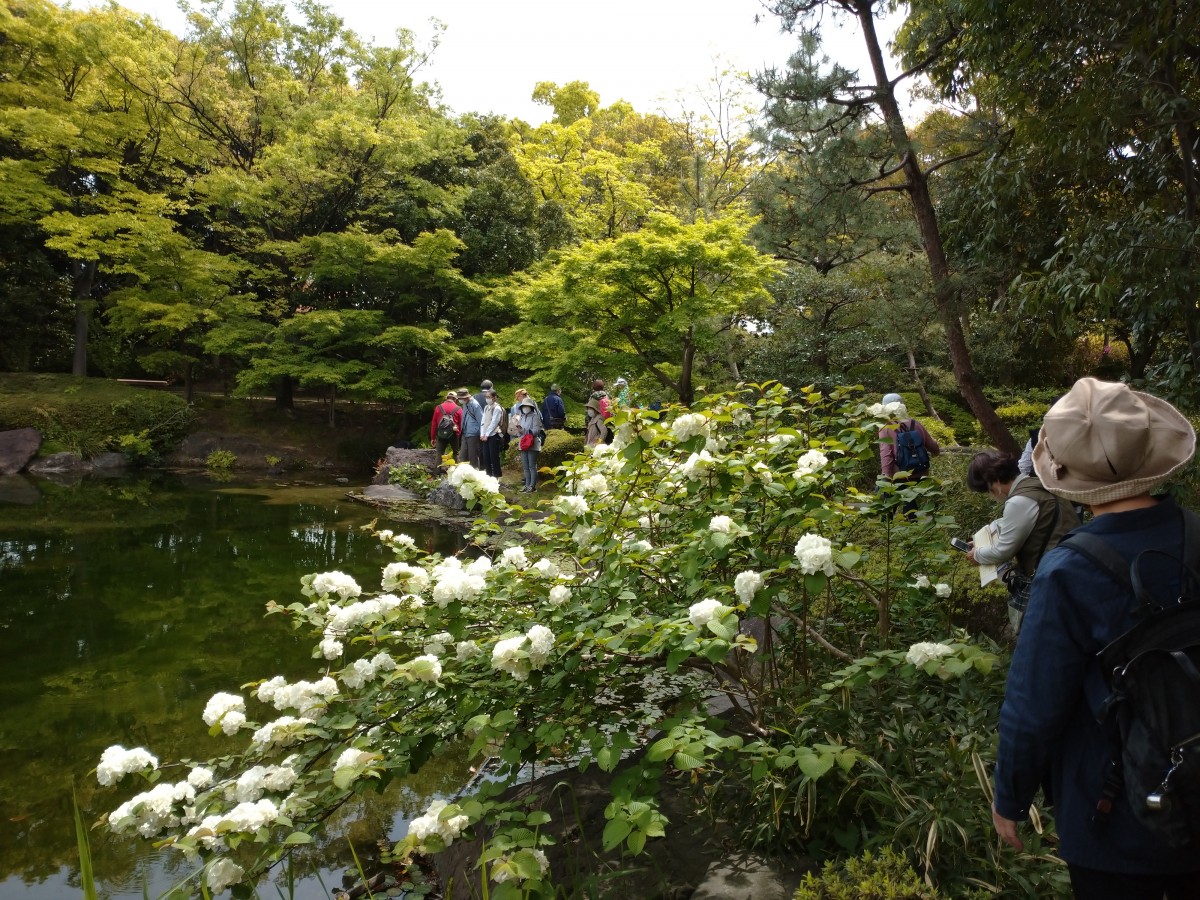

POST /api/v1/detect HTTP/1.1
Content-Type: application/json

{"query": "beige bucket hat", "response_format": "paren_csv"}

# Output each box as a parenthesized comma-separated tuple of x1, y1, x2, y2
(1032, 377, 1195, 505)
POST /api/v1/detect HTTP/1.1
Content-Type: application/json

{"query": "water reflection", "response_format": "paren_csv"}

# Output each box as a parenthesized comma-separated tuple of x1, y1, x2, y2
(0, 473, 464, 898)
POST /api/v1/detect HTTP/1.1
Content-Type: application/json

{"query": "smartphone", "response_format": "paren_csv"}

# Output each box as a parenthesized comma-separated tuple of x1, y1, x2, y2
(950, 537, 971, 552)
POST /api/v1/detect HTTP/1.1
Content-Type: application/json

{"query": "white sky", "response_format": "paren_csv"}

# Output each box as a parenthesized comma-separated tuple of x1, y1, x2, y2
(73, 0, 912, 125)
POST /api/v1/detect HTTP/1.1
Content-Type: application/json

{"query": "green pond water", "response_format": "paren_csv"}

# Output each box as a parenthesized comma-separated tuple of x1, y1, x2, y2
(0, 472, 464, 898)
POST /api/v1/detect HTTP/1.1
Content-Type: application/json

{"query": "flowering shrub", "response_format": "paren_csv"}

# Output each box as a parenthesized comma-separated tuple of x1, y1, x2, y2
(94, 383, 978, 897)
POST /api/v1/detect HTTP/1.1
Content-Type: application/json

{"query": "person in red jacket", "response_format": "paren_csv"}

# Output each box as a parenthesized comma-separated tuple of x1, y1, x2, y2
(430, 391, 462, 460)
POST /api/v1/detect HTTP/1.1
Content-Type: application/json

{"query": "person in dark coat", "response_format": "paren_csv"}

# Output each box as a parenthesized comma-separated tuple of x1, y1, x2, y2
(992, 378, 1200, 898)
(541, 384, 566, 430)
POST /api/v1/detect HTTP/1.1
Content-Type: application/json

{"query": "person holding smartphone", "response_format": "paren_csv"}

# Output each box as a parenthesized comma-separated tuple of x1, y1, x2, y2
(963, 450, 1079, 635)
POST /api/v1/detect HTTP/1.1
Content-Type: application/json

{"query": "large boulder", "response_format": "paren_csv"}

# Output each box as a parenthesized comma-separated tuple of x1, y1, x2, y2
(362, 484, 423, 503)
(372, 447, 440, 485)
(0, 428, 41, 475)
(426, 481, 466, 512)
(26, 452, 90, 475)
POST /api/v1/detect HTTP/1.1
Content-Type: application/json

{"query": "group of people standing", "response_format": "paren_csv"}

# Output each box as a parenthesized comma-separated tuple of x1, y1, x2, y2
(428, 380, 571, 492)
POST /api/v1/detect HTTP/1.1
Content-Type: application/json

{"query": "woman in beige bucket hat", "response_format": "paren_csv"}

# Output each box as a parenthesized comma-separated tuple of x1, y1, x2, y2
(993, 378, 1200, 897)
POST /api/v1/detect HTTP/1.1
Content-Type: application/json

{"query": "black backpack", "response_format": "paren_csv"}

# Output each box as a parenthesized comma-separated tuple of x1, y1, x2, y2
(436, 409, 457, 442)
(1062, 511, 1200, 848)
(893, 420, 930, 472)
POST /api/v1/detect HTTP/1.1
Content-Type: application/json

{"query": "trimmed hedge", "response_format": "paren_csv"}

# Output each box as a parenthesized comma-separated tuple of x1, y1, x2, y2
(0, 374, 192, 458)
(538, 428, 585, 471)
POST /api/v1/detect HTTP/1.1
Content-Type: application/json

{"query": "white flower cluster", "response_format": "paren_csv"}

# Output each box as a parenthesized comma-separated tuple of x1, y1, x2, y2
(377, 530, 417, 553)
(688, 598, 726, 628)
(188, 767, 214, 789)
(406, 653, 443, 683)
(431, 557, 487, 607)
(794, 533, 835, 576)
(234, 764, 297, 802)
(734, 570, 764, 604)
(795, 449, 829, 477)
(408, 799, 470, 846)
(576, 473, 609, 496)
(456, 640, 481, 661)
(935, 583, 952, 598)
(341, 652, 397, 689)
(906, 641, 955, 666)
(309, 571, 362, 601)
(447, 463, 500, 500)
(910, 575, 951, 598)
(868, 400, 907, 419)
(108, 779, 195, 837)
(680, 450, 715, 479)
(548, 584, 571, 605)
(555, 494, 589, 517)
(381, 562, 429, 594)
(500, 545, 529, 569)
(709, 515, 734, 534)
(493, 849, 550, 883)
(257, 675, 339, 714)
(189, 798, 279, 851)
(251, 715, 314, 748)
(96, 745, 159, 786)
(334, 747, 375, 771)
(671, 412, 710, 442)
(491, 624, 556, 681)
(327, 595, 402, 634)
(207, 858, 246, 894)
(912, 574, 931, 589)
(201, 692, 246, 735)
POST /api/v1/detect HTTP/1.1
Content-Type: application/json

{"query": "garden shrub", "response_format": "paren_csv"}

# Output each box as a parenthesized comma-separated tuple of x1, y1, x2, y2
(92, 384, 1054, 897)
(538, 429, 584, 471)
(794, 846, 944, 900)
(0, 373, 191, 458)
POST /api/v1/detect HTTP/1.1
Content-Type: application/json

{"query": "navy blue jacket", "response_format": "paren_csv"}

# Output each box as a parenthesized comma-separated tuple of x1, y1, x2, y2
(994, 497, 1198, 874)
(541, 392, 566, 428)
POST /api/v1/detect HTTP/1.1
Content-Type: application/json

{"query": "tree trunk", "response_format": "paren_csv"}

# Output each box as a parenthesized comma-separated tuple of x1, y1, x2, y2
(70, 260, 97, 377)
(275, 375, 294, 410)
(680, 330, 696, 405)
(328, 385, 336, 428)
(857, 6, 1017, 454)
(905, 347, 942, 422)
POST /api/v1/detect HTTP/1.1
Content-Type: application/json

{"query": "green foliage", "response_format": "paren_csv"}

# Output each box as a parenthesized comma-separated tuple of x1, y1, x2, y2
(537, 430, 584, 471)
(388, 464, 439, 496)
(205, 449, 236, 471)
(794, 847, 943, 900)
(113, 431, 155, 465)
(0, 374, 191, 458)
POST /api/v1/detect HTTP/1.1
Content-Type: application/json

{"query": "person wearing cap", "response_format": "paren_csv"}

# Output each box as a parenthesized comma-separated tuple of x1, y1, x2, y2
(512, 394, 544, 492)
(430, 390, 462, 460)
(992, 377, 1200, 896)
(585, 380, 610, 446)
(479, 389, 505, 478)
(877, 392, 940, 479)
(541, 384, 566, 430)
(474, 379, 493, 411)
(456, 388, 484, 470)
(963, 450, 1079, 635)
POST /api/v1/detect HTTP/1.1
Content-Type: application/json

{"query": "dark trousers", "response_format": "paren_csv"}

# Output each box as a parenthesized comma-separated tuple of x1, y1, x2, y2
(1069, 864, 1200, 900)
(482, 436, 503, 478)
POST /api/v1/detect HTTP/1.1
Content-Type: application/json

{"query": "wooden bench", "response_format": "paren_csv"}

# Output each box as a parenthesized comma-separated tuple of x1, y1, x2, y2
(116, 379, 171, 389)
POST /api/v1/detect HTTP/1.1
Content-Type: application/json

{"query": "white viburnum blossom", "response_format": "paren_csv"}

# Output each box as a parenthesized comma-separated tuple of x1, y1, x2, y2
(576, 473, 609, 496)
(625, 539, 653, 553)
(531, 558, 558, 579)
(555, 494, 589, 517)
(688, 598, 725, 628)
(467, 555, 492, 577)
(382, 562, 429, 595)
(884, 400, 907, 418)
(549, 585, 571, 605)
(680, 450, 715, 480)
(383, 532, 417, 552)
(206, 858, 245, 895)
(500, 546, 529, 569)
(732, 408, 752, 427)
(671, 412, 710, 442)
(734, 571, 764, 604)
(795, 449, 829, 477)
(447, 463, 501, 500)
(256, 676, 339, 714)
(526, 625, 555, 667)
(408, 654, 443, 682)
(187, 767, 214, 790)
(107, 780, 195, 837)
(425, 632, 452, 656)
(906, 642, 955, 666)
(767, 433, 796, 450)
(319, 636, 343, 660)
(251, 716, 314, 749)
(935, 583, 952, 598)
(492, 635, 530, 681)
(794, 533, 835, 576)
(708, 515, 734, 533)
(201, 692, 245, 730)
(96, 745, 159, 787)
(456, 640, 481, 661)
(867, 402, 885, 418)
(340, 657, 378, 690)
(407, 799, 470, 846)
(334, 748, 375, 771)
(912, 574, 932, 590)
(309, 571, 362, 601)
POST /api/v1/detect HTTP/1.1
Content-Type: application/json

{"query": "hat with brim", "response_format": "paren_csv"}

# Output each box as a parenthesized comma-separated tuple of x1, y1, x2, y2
(1032, 377, 1195, 505)
(518, 399, 536, 410)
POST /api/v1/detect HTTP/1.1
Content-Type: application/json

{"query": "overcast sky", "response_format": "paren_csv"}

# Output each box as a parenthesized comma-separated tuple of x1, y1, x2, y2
(74, 0, 909, 124)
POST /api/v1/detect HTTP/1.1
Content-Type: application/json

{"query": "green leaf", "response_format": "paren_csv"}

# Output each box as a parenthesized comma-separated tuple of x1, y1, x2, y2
(673, 747, 704, 770)
(646, 737, 676, 762)
(597, 745, 620, 772)
(282, 831, 313, 845)
(795, 750, 836, 780)
(665, 648, 691, 672)
(627, 829, 647, 854)
(602, 817, 632, 851)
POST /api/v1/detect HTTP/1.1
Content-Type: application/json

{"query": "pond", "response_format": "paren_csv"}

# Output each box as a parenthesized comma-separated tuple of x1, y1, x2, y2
(0, 471, 464, 899)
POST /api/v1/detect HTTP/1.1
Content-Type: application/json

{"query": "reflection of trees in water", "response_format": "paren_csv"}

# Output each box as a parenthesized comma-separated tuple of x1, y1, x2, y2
(0, 475, 464, 894)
